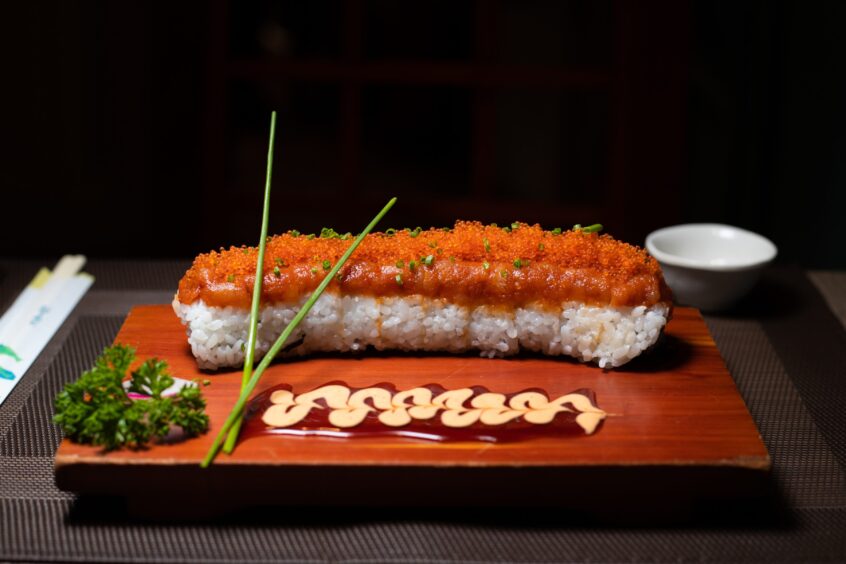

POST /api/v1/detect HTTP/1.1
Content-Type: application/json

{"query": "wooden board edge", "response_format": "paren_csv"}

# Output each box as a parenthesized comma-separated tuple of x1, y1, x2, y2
(54, 450, 771, 471)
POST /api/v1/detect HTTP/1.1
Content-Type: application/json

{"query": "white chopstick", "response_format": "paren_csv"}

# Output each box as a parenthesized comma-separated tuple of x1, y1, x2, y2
(0, 256, 94, 405)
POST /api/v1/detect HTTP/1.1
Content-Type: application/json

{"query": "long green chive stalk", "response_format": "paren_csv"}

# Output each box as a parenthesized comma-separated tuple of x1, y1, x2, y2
(222, 111, 277, 454)
(200, 197, 397, 468)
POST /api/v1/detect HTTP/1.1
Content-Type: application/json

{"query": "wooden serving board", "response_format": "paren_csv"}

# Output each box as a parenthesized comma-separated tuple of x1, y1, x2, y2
(55, 305, 770, 517)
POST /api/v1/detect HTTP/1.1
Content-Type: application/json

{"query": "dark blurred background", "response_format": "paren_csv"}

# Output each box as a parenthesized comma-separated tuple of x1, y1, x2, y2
(3, 1, 845, 267)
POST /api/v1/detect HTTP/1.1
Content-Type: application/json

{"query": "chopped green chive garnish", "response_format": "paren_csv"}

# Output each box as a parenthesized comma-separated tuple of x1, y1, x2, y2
(320, 227, 338, 239)
(226, 274, 236, 283)
(395, 273, 403, 286)
(428, 241, 437, 248)
(242, 248, 249, 255)
(511, 222, 520, 230)
(441, 227, 451, 232)
(290, 229, 300, 237)
(273, 266, 281, 277)
(538, 243, 545, 251)
(449, 256, 456, 263)
(396, 260, 404, 269)
(513, 258, 523, 268)
(322, 260, 331, 271)
(573, 224, 582, 230)
(306, 234, 315, 240)
(274, 257, 287, 267)
(204, 196, 398, 468)
(422, 255, 434, 266)
(500, 270, 508, 278)
(552, 228, 562, 235)
(503, 226, 511, 233)
(408, 227, 422, 238)
(385, 228, 397, 236)
(340, 232, 351, 240)
(310, 267, 318, 274)
(483, 238, 491, 253)
(580, 223, 603, 234)
(483, 261, 490, 270)
(409, 260, 417, 270)
(202, 379, 211, 386)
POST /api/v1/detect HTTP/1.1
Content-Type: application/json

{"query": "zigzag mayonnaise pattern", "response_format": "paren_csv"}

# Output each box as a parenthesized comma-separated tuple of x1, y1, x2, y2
(261, 385, 606, 434)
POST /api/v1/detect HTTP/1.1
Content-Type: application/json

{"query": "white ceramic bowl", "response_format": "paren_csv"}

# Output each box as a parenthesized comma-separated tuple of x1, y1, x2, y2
(645, 224, 777, 312)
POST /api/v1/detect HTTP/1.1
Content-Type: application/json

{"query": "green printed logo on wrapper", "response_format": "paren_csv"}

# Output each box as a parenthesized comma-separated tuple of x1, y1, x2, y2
(0, 344, 21, 380)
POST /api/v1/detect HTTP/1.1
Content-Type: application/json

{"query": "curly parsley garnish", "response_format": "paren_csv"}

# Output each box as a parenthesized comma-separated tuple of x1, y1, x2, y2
(53, 344, 209, 450)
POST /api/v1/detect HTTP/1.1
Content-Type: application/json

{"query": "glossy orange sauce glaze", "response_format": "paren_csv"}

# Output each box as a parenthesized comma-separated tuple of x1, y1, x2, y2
(177, 222, 672, 309)
(240, 382, 603, 443)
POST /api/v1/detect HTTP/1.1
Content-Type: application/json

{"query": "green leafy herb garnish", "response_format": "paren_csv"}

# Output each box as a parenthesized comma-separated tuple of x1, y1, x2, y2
(552, 228, 562, 235)
(483, 238, 490, 253)
(226, 274, 235, 283)
(273, 266, 281, 277)
(395, 273, 403, 286)
(513, 258, 524, 269)
(408, 227, 422, 238)
(409, 260, 417, 270)
(322, 260, 332, 271)
(396, 260, 404, 269)
(53, 344, 208, 450)
(483, 261, 490, 270)
(421, 254, 434, 266)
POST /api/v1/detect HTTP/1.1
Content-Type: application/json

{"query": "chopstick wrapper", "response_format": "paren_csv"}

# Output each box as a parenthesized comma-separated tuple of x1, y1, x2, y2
(0, 256, 94, 406)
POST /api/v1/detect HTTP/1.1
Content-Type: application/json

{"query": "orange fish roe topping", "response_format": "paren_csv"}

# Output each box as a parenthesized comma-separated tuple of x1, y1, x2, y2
(176, 222, 672, 309)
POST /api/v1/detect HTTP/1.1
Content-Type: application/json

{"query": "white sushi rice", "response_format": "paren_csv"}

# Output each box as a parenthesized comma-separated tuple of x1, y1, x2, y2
(172, 294, 669, 370)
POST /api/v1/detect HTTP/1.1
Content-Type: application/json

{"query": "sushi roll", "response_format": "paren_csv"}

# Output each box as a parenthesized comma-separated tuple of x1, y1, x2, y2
(173, 222, 672, 369)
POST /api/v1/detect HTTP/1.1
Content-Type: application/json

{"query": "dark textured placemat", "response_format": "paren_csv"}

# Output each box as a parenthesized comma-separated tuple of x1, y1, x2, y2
(0, 261, 844, 562)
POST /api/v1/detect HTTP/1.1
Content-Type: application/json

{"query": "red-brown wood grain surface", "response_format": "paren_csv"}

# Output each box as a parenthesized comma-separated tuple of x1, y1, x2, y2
(54, 305, 770, 510)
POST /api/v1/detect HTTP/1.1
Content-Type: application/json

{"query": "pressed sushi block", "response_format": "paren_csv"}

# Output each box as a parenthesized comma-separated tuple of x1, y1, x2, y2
(174, 222, 673, 369)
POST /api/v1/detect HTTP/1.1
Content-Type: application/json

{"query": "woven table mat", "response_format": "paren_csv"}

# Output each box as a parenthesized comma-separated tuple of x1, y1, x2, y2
(0, 260, 844, 563)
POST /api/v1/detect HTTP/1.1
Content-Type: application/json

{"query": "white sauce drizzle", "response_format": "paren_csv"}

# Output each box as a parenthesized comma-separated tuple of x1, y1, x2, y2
(261, 385, 606, 435)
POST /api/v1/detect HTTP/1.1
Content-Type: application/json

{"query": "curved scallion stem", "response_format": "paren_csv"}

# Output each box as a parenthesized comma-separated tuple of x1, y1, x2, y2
(222, 111, 277, 454)
(201, 197, 397, 468)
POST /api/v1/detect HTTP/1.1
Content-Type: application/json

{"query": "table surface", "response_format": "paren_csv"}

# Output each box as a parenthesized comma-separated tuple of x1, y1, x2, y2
(1, 259, 844, 563)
